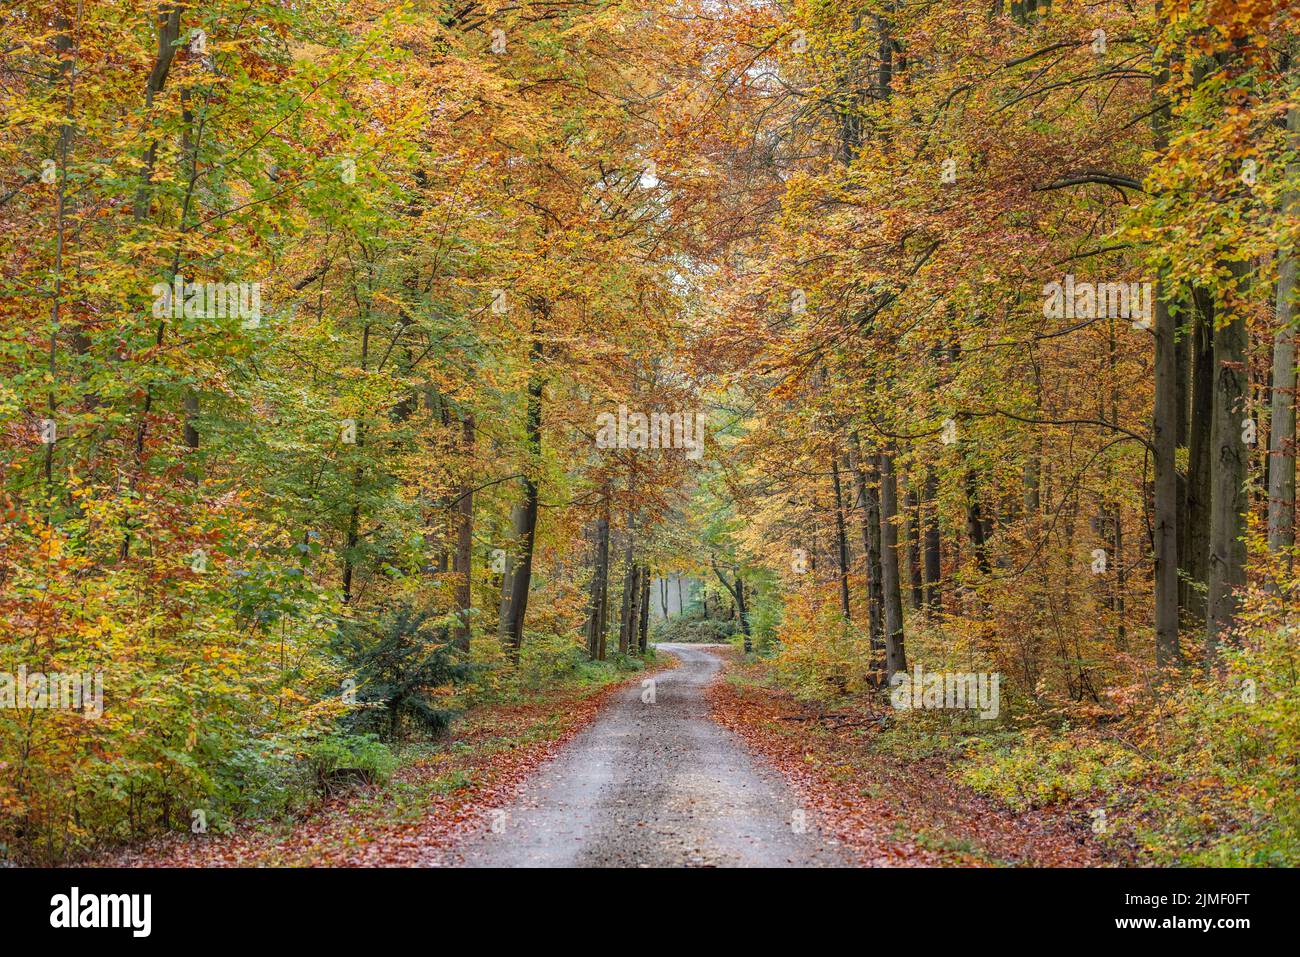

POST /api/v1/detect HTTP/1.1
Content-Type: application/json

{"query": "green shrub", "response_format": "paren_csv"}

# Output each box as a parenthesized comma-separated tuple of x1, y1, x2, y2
(334, 603, 475, 740)
(651, 608, 739, 644)
(305, 733, 397, 796)
(957, 622, 1300, 865)
(518, 631, 593, 688)
(960, 734, 1142, 810)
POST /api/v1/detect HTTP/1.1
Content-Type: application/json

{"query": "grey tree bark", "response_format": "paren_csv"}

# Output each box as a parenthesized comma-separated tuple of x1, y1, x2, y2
(1184, 298, 1215, 626)
(830, 451, 852, 620)
(877, 448, 907, 680)
(1206, 265, 1251, 664)
(637, 564, 651, 655)
(1153, 282, 1181, 666)
(500, 332, 544, 660)
(1268, 101, 1299, 562)
(618, 544, 637, 656)
(849, 433, 884, 652)
(906, 483, 923, 610)
(453, 413, 476, 651)
(923, 467, 942, 614)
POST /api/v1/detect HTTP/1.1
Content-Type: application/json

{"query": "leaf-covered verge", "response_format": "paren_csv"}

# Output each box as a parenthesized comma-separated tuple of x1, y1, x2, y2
(88, 648, 668, 867)
(958, 624, 1300, 867)
(711, 651, 1120, 867)
(717, 598, 1300, 867)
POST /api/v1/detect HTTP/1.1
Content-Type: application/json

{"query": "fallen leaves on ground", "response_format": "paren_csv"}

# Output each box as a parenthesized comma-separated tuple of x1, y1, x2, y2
(92, 662, 674, 868)
(708, 654, 1125, 868)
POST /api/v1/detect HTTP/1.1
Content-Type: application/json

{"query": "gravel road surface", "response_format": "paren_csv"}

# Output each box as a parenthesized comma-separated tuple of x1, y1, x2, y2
(456, 643, 845, 867)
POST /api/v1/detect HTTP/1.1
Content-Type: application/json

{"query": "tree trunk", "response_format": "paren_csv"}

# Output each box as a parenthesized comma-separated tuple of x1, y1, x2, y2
(598, 556, 609, 661)
(1024, 455, 1040, 512)
(923, 467, 942, 614)
(341, 325, 371, 605)
(618, 544, 637, 656)
(1268, 100, 1299, 563)
(496, 505, 519, 640)
(584, 496, 610, 660)
(133, 6, 183, 221)
(1153, 281, 1181, 666)
(1206, 267, 1251, 664)
(1151, 6, 1185, 666)
(735, 576, 751, 654)
(712, 561, 752, 654)
(637, 564, 651, 654)
(1175, 301, 1190, 608)
(1185, 296, 1215, 626)
(452, 413, 475, 651)
(906, 482, 924, 610)
(964, 468, 991, 575)
(500, 341, 544, 659)
(849, 433, 884, 651)
(830, 451, 852, 620)
(877, 449, 907, 680)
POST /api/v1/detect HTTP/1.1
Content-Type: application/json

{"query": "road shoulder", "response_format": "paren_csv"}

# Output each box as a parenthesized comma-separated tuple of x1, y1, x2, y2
(708, 651, 1119, 867)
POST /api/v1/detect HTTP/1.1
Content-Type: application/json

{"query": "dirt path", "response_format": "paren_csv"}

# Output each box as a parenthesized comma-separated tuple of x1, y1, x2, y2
(454, 644, 846, 867)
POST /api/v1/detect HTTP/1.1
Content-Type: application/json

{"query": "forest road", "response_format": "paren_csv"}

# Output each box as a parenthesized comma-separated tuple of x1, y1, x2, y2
(454, 643, 847, 867)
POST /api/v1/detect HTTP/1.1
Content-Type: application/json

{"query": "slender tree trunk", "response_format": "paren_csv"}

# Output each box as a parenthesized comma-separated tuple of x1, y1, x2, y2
(735, 577, 751, 654)
(120, 7, 184, 559)
(179, 84, 202, 476)
(496, 506, 519, 640)
(964, 468, 991, 575)
(877, 448, 907, 680)
(712, 561, 752, 653)
(133, 6, 182, 221)
(45, 15, 76, 494)
(1153, 282, 1181, 666)
(341, 324, 371, 605)
(1175, 306, 1190, 605)
(1024, 456, 1040, 512)
(597, 513, 610, 660)
(906, 483, 923, 610)
(1151, 5, 1185, 666)
(1178, 52, 1219, 628)
(923, 467, 942, 613)
(849, 433, 884, 651)
(830, 451, 852, 620)
(1114, 498, 1127, 651)
(452, 413, 475, 651)
(618, 544, 637, 656)
(872, 10, 902, 683)
(1206, 267, 1251, 664)
(585, 498, 610, 660)
(1185, 297, 1215, 625)
(500, 333, 544, 659)
(637, 564, 651, 654)
(1268, 100, 1299, 563)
